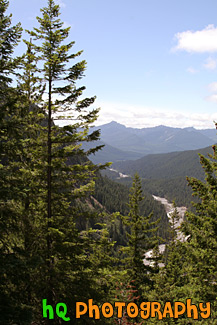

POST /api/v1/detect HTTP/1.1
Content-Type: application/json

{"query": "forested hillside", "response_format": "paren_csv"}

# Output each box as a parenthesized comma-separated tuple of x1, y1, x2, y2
(111, 145, 213, 207)
(83, 139, 143, 163)
(94, 175, 169, 241)
(113, 145, 212, 180)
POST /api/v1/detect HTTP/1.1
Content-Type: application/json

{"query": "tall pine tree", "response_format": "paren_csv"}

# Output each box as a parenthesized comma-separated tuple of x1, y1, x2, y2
(122, 174, 160, 306)
(22, 0, 109, 321)
(1, 0, 110, 323)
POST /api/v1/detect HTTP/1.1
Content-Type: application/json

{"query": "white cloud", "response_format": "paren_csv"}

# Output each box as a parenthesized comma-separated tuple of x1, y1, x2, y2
(187, 67, 198, 74)
(94, 100, 217, 129)
(208, 82, 217, 93)
(206, 82, 217, 103)
(173, 25, 217, 53)
(206, 94, 217, 103)
(203, 57, 217, 70)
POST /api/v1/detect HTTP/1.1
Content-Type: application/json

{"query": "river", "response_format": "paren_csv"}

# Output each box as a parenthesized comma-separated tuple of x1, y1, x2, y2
(109, 168, 130, 178)
(143, 196, 187, 267)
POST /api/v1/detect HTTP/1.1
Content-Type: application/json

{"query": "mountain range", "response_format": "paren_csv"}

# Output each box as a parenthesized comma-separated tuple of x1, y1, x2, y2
(87, 121, 217, 163)
(110, 145, 214, 208)
(112, 145, 213, 180)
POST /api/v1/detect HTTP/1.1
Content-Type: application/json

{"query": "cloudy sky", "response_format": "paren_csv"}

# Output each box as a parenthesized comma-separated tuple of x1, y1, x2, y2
(8, 0, 217, 129)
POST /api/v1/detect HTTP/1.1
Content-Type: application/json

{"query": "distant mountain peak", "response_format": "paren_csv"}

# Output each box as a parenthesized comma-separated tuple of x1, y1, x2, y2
(101, 121, 127, 129)
(155, 125, 171, 129)
(108, 121, 119, 125)
(184, 127, 196, 132)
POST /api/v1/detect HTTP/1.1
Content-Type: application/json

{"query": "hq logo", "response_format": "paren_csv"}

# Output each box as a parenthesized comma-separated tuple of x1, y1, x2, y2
(42, 299, 70, 321)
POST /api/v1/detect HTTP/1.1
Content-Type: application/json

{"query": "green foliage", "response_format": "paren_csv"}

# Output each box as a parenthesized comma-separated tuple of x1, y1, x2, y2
(112, 146, 213, 208)
(4, 1, 217, 324)
(181, 145, 217, 306)
(113, 146, 212, 180)
(17, 39, 45, 104)
(122, 174, 160, 303)
(0, 0, 111, 323)
(151, 206, 187, 307)
(149, 144, 217, 323)
(19, 1, 112, 321)
(141, 176, 194, 208)
(94, 174, 169, 244)
(94, 175, 129, 215)
(0, 0, 22, 85)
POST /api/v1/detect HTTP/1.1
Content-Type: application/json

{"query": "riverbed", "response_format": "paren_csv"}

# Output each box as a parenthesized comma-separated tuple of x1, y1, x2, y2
(143, 196, 187, 266)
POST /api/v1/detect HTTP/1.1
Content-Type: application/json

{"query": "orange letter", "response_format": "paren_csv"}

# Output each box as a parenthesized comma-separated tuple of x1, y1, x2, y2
(127, 303, 138, 318)
(115, 302, 126, 318)
(174, 302, 186, 318)
(102, 303, 113, 318)
(199, 302, 211, 319)
(88, 299, 100, 319)
(162, 302, 174, 318)
(186, 299, 198, 319)
(140, 302, 150, 319)
(76, 302, 88, 318)
(151, 302, 163, 320)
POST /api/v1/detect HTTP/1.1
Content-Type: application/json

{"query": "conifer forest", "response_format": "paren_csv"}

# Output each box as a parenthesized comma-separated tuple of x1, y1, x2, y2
(1, 0, 217, 323)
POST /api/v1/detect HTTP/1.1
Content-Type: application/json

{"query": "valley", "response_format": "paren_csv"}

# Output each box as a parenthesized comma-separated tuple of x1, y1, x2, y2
(99, 142, 214, 207)
(88, 120, 215, 207)
(92, 122, 216, 255)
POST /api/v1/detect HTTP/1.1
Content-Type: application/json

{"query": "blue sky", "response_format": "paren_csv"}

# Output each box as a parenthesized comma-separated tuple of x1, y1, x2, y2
(8, 0, 217, 129)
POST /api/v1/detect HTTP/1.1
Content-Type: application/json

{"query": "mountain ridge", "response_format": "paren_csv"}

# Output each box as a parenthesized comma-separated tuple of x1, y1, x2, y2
(112, 145, 213, 180)
(109, 144, 215, 207)
(89, 121, 217, 163)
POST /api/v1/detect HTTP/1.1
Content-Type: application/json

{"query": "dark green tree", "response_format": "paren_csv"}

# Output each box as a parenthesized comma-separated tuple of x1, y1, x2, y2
(163, 205, 186, 289)
(122, 174, 160, 307)
(17, 39, 45, 104)
(19, 1, 110, 322)
(0, 1, 35, 324)
(152, 144, 217, 323)
(0, 0, 110, 323)
(180, 143, 217, 319)
(0, 0, 22, 85)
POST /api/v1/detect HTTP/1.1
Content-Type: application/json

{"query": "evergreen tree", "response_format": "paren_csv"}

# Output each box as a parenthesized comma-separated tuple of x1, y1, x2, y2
(151, 144, 217, 323)
(0, 1, 29, 323)
(0, 0, 22, 85)
(122, 174, 160, 307)
(0, 0, 110, 323)
(17, 39, 45, 104)
(181, 144, 217, 319)
(18, 0, 110, 321)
